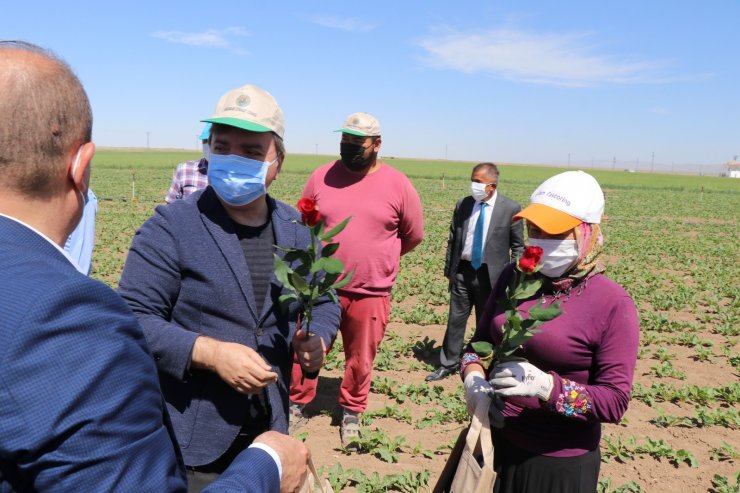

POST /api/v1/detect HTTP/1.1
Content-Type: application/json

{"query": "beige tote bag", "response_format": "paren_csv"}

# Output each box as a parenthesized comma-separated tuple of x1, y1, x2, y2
(449, 400, 496, 493)
(299, 457, 334, 493)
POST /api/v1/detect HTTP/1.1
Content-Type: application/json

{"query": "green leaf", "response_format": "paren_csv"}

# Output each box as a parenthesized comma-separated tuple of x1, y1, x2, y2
(288, 272, 310, 295)
(331, 270, 354, 290)
(283, 249, 313, 266)
(310, 219, 324, 237)
(471, 341, 493, 357)
(321, 242, 340, 257)
(294, 263, 311, 277)
(512, 277, 542, 300)
(321, 257, 344, 274)
(528, 300, 564, 321)
(273, 254, 294, 288)
(506, 329, 541, 348)
(309, 257, 326, 274)
(278, 293, 297, 306)
(509, 313, 522, 330)
(520, 317, 540, 331)
(317, 273, 340, 293)
(319, 217, 351, 242)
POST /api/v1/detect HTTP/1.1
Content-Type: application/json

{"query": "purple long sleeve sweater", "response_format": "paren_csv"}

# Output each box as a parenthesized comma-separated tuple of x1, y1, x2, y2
(469, 265, 640, 457)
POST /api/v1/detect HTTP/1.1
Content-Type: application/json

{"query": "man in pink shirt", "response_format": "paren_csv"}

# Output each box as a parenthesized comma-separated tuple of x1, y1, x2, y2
(288, 112, 424, 449)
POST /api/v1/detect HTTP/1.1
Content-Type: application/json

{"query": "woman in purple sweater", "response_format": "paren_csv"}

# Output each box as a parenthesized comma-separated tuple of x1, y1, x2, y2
(461, 171, 640, 493)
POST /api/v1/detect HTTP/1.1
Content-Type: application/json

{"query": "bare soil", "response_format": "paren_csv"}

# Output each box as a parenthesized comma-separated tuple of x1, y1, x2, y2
(296, 316, 738, 492)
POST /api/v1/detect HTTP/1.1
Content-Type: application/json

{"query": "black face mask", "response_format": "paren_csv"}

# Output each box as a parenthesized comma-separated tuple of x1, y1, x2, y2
(340, 142, 374, 171)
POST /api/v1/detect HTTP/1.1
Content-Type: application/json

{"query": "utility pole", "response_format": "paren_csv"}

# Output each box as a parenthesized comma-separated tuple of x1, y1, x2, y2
(612, 157, 616, 170)
(445, 144, 448, 160)
(651, 152, 655, 172)
(146, 131, 150, 150)
(315, 144, 318, 155)
(568, 153, 571, 167)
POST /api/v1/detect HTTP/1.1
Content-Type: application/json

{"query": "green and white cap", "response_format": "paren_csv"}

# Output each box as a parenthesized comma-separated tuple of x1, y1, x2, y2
(335, 112, 381, 137)
(203, 84, 284, 139)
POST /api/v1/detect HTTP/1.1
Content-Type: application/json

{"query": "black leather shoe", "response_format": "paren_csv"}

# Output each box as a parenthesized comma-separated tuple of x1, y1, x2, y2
(425, 366, 459, 382)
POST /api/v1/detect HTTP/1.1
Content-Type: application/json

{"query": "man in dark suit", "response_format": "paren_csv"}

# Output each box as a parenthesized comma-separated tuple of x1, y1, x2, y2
(0, 41, 308, 492)
(118, 84, 341, 491)
(426, 162, 525, 381)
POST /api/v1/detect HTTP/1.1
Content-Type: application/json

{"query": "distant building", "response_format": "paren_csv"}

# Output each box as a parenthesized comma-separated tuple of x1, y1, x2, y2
(725, 160, 740, 178)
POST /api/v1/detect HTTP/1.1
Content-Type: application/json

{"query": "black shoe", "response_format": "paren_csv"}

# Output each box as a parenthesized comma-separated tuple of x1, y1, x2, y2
(425, 365, 459, 382)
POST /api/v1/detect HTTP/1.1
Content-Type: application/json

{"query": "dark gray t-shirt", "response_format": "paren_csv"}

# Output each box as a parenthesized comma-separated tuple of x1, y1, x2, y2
(233, 218, 274, 317)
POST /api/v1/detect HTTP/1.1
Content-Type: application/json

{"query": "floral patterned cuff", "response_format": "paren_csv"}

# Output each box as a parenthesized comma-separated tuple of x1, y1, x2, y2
(460, 352, 482, 377)
(554, 379, 592, 417)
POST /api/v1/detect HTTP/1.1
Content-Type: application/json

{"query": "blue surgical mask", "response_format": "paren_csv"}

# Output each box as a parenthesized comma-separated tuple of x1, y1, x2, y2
(207, 153, 278, 206)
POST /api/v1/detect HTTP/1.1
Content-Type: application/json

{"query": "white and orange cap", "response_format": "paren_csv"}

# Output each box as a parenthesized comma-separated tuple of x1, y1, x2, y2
(514, 171, 604, 234)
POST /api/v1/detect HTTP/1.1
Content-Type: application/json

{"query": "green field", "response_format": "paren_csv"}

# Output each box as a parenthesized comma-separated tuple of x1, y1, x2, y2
(90, 148, 739, 492)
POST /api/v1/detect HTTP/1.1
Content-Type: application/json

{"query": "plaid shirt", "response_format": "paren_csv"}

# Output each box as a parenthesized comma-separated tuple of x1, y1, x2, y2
(164, 158, 209, 203)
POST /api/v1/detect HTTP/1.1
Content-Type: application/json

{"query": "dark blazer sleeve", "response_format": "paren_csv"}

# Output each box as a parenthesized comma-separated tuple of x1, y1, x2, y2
(509, 201, 525, 260)
(204, 447, 279, 493)
(118, 205, 199, 381)
(444, 198, 465, 279)
(0, 278, 188, 492)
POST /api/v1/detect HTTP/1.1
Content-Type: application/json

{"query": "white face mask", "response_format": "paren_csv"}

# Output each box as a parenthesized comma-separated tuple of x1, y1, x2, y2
(69, 145, 89, 206)
(527, 238, 579, 278)
(470, 182, 489, 202)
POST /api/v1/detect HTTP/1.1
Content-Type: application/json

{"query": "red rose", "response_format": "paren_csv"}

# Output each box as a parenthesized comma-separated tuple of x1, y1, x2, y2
(296, 197, 317, 214)
(518, 245, 543, 273)
(296, 198, 321, 226)
(303, 209, 321, 227)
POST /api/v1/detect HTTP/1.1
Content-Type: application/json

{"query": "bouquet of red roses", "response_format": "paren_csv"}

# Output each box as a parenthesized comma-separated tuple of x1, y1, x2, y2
(472, 245, 563, 363)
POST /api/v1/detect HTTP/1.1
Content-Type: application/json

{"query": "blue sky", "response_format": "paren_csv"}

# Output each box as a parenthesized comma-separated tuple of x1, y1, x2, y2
(4, 1, 739, 171)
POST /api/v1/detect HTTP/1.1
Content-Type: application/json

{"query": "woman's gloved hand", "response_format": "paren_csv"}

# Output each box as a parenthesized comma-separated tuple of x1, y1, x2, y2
(490, 361, 554, 401)
(464, 371, 493, 415)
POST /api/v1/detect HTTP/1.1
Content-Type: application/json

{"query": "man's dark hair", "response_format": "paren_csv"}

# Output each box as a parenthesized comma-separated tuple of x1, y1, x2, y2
(0, 40, 92, 197)
(473, 162, 499, 181)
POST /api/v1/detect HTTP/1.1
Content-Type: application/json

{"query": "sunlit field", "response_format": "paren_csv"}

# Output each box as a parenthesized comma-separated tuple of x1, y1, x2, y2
(91, 149, 739, 493)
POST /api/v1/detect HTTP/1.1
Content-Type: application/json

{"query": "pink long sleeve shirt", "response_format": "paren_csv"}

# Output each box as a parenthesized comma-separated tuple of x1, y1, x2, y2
(302, 161, 424, 297)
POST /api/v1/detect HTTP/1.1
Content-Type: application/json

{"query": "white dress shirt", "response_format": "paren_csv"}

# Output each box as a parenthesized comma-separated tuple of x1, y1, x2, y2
(461, 191, 497, 263)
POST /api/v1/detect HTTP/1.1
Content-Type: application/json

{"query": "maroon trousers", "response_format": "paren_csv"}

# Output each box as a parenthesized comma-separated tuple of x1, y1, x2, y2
(290, 292, 390, 413)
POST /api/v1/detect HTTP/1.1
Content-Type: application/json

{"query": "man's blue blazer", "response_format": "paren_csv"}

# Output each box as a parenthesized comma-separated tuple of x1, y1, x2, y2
(118, 188, 341, 466)
(0, 215, 280, 492)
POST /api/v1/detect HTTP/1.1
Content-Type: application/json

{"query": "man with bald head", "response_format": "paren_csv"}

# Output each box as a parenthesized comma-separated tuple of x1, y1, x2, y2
(0, 40, 308, 493)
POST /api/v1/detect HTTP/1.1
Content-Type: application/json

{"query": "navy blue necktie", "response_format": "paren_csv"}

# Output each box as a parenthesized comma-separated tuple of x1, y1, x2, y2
(471, 203, 487, 270)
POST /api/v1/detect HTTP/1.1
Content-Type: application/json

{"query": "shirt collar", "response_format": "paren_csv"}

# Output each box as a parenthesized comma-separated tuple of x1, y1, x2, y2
(0, 213, 86, 274)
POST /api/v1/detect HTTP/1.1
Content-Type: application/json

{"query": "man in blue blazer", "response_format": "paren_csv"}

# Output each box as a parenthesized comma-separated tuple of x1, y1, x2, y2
(0, 41, 308, 492)
(118, 84, 340, 490)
